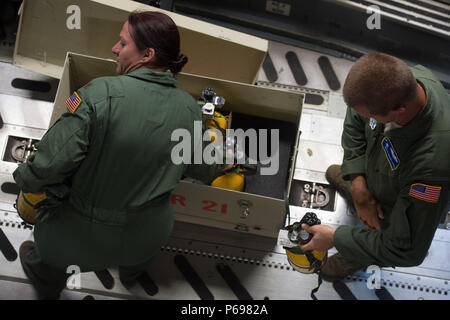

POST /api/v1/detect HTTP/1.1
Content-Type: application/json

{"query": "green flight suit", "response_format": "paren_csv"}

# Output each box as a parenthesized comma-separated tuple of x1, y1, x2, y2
(335, 65, 450, 268)
(13, 68, 223, 298)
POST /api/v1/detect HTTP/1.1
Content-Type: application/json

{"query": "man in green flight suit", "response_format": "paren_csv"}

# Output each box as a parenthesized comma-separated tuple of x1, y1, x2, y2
(299, 53, 450, 279)
(13, 12, 227, 299)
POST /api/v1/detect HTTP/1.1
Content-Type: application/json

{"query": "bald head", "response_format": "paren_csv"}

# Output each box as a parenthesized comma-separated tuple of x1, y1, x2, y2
(343, 53, 418, 116)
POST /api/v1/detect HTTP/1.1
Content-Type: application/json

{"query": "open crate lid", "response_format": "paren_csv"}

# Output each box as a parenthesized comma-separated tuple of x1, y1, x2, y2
(13, 0, 268, 84)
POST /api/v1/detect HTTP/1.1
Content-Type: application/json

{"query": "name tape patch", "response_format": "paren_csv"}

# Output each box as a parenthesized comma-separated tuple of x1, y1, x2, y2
(409, 183, 441, 203)
(381, 137, 400, 170)
(65, 92, 82, 113)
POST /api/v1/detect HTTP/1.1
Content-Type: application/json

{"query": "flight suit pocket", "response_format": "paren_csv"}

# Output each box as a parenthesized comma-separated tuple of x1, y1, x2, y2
(368, 150, 400, 208)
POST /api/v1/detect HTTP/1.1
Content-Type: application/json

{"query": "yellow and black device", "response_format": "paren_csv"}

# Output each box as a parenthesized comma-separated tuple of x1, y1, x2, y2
(285, 245, 327, 274)
(15, 191, 47, 225)
(198, 87, 257, 192)
(279, 212, 327, 299)
(283, 212, 328, 273)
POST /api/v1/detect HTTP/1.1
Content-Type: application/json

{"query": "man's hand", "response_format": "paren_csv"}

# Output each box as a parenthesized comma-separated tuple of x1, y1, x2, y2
(350, 175, 384, 230)
(299, 224, 335, 252)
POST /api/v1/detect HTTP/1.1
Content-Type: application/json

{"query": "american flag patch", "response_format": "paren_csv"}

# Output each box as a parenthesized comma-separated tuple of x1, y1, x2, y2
(409, 183, 441, 203)
(65, 92, 82, 113)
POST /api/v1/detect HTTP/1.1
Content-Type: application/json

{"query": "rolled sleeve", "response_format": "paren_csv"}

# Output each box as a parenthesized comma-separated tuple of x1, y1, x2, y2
(341, 156, 366, 180)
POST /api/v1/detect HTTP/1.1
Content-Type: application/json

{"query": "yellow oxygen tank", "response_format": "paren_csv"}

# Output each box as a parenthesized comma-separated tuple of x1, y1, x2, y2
(16, 191, 47, 225)
(211, 167, 245, 192)
(206, 111, 227, 130)
(198, 88, 247, 192)
(286, 247, 327, 274)
(206, 111, 228, 146)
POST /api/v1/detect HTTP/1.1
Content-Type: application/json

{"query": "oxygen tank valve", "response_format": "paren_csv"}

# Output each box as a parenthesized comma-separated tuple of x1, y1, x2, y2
(202, 87, 215, 102)
(199, 87, 226, 108)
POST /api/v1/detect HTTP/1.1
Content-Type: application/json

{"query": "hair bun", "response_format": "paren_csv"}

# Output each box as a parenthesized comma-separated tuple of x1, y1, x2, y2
(170, 53, 188, 74)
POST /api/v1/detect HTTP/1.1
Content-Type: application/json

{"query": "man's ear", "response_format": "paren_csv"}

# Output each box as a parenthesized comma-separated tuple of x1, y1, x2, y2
(396, 106, 407, 115)
(141, 48, 155, 64)
(394, 105, 407, 122)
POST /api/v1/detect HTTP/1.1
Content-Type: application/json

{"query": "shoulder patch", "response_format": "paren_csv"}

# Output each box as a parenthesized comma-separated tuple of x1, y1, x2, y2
(409, 183, 441, 203)
(65, 92, 82, 113)
(369, 118, 377, 130)
(381, 137, 400, 170)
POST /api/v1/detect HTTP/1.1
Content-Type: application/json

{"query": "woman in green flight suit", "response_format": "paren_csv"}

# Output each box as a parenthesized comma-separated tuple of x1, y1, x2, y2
(13, 11, 224, 299)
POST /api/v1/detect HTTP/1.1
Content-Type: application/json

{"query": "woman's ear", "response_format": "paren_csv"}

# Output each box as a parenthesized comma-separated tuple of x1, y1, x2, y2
(141, 48, 156, 64)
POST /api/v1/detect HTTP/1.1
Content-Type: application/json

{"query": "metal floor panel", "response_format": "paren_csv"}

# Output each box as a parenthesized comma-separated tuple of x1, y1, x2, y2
(299, 113, 345, 145)
(0, 94, 53, 130)
(0, 62, 58, 103)
(296, 141, 344, 175)
(258, 41, 354, 94)
(1, 220, 449, 300)
(0, 36, 448, 300)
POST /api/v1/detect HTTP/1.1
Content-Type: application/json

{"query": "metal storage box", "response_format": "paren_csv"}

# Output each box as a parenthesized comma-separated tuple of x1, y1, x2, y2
(52, 52, 304, 238)
(13, 0, 268, 84)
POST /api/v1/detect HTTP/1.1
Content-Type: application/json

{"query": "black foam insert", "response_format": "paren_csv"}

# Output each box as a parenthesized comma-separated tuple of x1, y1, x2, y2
(230, 112, 297, 200)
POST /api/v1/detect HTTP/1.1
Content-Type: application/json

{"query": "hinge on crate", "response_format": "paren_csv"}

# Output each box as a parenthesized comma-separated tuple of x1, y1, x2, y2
(237, 200, 252, 219)
(234, 223, 249, 232)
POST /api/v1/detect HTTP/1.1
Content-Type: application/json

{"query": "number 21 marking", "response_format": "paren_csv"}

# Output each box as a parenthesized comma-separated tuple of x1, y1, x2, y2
(201, 200, 227, 214)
